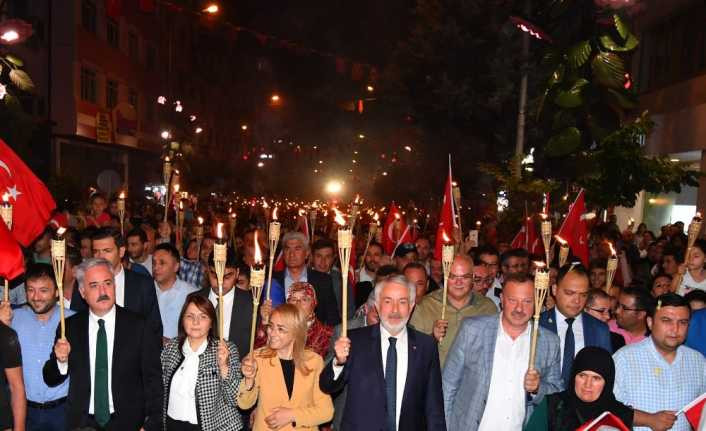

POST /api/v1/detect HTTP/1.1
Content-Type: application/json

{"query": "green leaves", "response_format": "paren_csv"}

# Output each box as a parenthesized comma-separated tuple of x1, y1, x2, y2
(545, 127, 581, 157)
(599, 33, 639, 52)
(614, 14, 630, 40)
(4, 55, 24, 67)
(591, 52, 625, 89)
(567, 40, 592, 68)
(554, 78, 589, 108)
(9, 69, 35, 92)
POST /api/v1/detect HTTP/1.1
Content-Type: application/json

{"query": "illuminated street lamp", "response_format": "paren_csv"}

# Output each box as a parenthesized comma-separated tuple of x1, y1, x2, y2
(241, 124, 248, 131)
(203, 3, 219, 14)
(0, 19, 33, 45)
(325, 180, 343, 195)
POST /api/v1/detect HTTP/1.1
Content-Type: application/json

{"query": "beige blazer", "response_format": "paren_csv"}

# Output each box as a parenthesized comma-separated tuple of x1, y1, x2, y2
(238, 348, 333, 430)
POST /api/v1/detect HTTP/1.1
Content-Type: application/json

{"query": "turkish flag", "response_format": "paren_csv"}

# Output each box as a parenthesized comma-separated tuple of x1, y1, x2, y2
(0, 220, 24, 280)
(106, 0, 122, 18)
(382, 203, 411, 255)
(680, 391, 706, 430)
(510, 216, 541, 254)
(434, 163, 457, 259)
(576, 411, 629, 431)
(0, 139, 56, 247)
(557, 189, 589, 266)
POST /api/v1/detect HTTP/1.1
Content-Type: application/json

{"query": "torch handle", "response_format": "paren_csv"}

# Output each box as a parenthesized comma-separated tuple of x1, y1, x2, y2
(360, 232, 373, 272)
(528, 317, 540, 370)
(57, 282, 66, 339)
(3, 279, 8, 303)
(341, 274, 348, 337)
(218, 284, 224, 342)
(266, 254, 275, 302)
(441, 276, 448, 321)
(249, 301, 259, 354)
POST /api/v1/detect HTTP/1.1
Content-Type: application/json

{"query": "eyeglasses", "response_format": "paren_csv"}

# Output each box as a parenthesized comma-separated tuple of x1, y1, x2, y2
(448, 273, 473, 281)
(588, 307, 611, 315)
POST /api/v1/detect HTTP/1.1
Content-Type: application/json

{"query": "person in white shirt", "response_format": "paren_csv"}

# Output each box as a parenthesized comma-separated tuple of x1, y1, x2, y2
(443, 273, 563, 431)
(43, 258, 162, 430)
(160, 294, 243, 431)
(127, 228, 153, 276)
(320, 275, 446, 430)
(152, 243, 198, 342)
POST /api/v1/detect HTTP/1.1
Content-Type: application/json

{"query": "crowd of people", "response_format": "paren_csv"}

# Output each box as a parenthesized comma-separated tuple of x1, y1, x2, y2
(1, 192, 706, 431)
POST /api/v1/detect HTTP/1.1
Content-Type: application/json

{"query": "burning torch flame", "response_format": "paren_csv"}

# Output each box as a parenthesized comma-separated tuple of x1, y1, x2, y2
(298, 209, 305, 217)
(534, 261, 547, 269)
(394, 213, 400, 221)
(2, 193, 9, 203)
(57, 227, 67, 237)
(273, 207, 278, 220)
(174, 184, 180, 193)
(198, 216, 204, 225)
(442, 230, 451, 243)
(217, 223, 224, 240)
(607, 242, 616, 257)
(696, 212, 703, 222)
(179, 201, 183, 210)
(334, 208, 346, 226)
(263, 201, 269, 209)
(354, 194, 360, 204)
(373, 212, 380, 222)
(253, 230, 262, 264)
(119, 191, 125, 199)
(555, 235, 567, 246)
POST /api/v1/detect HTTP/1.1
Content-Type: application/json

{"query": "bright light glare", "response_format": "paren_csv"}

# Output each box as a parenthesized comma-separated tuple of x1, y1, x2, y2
(1, 31, 19, 42)
(325, 180, 343, 195)
(203, 4, 219, 14)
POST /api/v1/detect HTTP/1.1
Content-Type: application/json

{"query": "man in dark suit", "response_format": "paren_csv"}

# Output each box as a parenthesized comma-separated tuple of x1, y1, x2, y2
(44, 258, 162, 430)
(540, 263, 612, 386)
(194, 249, 255, 358)
(71, 227, 163, 337)
(320, 275, 445, 431)
(272, 231, 340, 326)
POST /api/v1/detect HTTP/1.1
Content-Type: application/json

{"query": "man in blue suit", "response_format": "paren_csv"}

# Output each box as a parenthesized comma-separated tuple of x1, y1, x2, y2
(319, 275, 445, 431)
(443, 273, 562, 431)
(539, 263, 612, 386)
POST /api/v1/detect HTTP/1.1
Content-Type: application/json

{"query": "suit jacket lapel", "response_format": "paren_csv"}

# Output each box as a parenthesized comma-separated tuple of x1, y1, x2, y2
(76, 313, 92, 405)
(482, 317, 499, 390)
(112, 307, 127, 402)
(581, 312, 594, 346)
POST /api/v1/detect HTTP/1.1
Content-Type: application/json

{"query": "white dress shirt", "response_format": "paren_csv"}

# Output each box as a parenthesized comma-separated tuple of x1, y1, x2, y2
(208, 288, 234, 340)
(58, 306, 117, 415)
(167, 338, 207, 424)
(554, 308, 584, 369)
(156, 278, 198, 338)
(358, 268, 374, 284)
(114, 266, 125, 308)
(478, 316, 530, 431)
(331, 325, 409, 431)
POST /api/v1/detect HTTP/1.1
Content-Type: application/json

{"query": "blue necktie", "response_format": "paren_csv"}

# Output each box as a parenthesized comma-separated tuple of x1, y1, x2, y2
(385, 337, 397, 431)
(562, 317, 575, 386)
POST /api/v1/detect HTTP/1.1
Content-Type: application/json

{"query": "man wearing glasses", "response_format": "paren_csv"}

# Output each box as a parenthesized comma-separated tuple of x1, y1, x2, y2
(410, 255, 497, 366)
(476, 246, 502, 307)
(610, 287, 654, 345)
(584, 288, 626, 352)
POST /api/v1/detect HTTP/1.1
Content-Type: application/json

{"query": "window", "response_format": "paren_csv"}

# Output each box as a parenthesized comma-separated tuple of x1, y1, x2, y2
(128, 31, 139, 60)
(81, 0, 96, 34)
(128, 88, 138, 112)
(106, 80, 118, 108)
(107, 18, 119, 48)
(80, 67, 97, 103)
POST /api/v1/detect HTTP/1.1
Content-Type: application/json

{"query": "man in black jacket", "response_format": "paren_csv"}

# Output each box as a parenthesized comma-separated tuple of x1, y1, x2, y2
(272, 231, 340, 326)
(44, 258, 162, 430)
(71, 227, 162, 338)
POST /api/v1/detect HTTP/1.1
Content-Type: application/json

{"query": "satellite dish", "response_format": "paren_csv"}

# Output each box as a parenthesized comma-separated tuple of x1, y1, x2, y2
(97, 170, 121, 196)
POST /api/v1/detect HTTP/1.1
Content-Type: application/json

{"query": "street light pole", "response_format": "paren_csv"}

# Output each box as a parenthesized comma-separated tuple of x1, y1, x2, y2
(513, 0, 531, 178)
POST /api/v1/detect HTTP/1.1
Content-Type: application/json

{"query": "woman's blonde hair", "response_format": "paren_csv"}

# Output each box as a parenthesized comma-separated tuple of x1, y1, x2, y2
(257, 303, 312, 376)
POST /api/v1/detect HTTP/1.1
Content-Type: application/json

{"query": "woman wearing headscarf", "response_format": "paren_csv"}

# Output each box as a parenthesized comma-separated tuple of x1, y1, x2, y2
(255, 282, 334, 358)
(524, 346, 634, 430)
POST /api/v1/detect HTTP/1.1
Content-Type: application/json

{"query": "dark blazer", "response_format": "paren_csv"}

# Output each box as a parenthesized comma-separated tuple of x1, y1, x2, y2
(539, 309, 613, 353)
(273, 269, 340, 326)
(43, 307, 163, 431)
(319, 324, 446, 431)
(71, 267, 163, 337)
(194, 286, 254, 358)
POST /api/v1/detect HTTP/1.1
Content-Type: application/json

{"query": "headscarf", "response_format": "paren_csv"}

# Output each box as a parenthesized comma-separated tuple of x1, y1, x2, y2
(287, 282, 318, 313)
(559, 346, 633, 429)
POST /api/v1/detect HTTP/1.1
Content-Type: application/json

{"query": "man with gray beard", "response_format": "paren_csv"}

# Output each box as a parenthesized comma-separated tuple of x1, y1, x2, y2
(319, 275, 445, 430)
